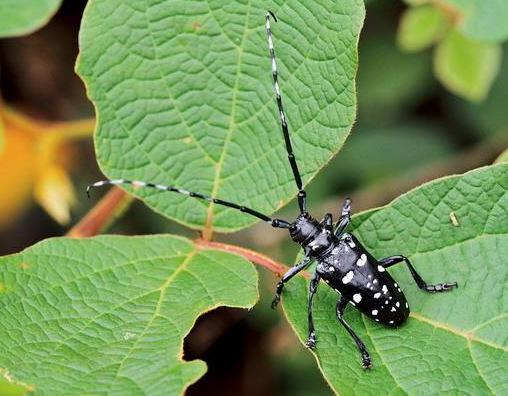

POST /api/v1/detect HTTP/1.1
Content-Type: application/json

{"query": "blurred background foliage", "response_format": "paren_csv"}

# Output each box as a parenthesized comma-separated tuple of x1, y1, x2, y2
(0, 0, 506, 395)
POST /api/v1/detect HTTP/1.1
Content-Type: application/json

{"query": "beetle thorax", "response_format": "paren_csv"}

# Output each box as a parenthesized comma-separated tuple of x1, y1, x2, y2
(289, 211, 326, 247)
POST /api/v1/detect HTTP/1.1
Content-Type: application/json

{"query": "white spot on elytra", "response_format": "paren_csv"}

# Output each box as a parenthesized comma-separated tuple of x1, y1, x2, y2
(356, 254, 367, 267)
(397, 287, 402, 292)
(385, 300, 389, 305)
(328, 266, 335, 272)
(396, 302, 400, 307)
(375, 318, 379, 322)
(405, 302, 409, 308)
(377, 265, 385, 272)
(382, 285, 388, 294)
(374, 292, 381, 299)
(347, 239, 356, 248)
(342, 271, 354, 284)
(372, 309, 378, 316)
(394, 283, 398, 287)
(389, 320, 394, 324)
(353, 293, 362, 303)
(366, 282, 371, 288)
(391, 307, 397, 312)
(373, 279, 378, 284)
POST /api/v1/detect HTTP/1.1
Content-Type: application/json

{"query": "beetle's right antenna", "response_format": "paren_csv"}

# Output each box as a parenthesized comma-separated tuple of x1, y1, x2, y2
(265, 11, 307, 213)
(87, 179, 292, 229)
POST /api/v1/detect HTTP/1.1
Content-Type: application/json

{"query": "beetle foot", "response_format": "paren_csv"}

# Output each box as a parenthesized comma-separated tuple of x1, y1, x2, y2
(425, 282, 458, 293)
(305, 333, 316, 349)
(361, 354, 372, 369)
(271, 295, 280, 309)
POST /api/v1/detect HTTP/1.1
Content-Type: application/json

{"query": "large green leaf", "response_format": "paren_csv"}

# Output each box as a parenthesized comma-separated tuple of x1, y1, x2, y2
(0, 0, 62, 38)
(76, 0, 365, 232)
(283, 164, 508, 395)
(0, 235, 258, 395)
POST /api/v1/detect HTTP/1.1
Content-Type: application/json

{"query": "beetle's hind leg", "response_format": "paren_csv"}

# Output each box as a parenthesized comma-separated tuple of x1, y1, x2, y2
(305, 272, 321, 349)
(379, 255, 458, 292)
(336, 297, 372, 369)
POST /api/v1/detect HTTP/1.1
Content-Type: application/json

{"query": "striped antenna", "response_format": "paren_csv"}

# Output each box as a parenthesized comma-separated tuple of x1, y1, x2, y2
(86, 179, 291, 228)
(265, 11, 307, 213)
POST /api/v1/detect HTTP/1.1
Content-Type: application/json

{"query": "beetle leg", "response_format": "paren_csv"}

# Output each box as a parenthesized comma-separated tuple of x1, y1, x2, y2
(319, 213, 333, 232)
(336, 297, 372, 369)
(305, 271, 321, 349)
(271, 255, 314, 308)
(334, 198, 352, 237)
(379, 255, 458, 292)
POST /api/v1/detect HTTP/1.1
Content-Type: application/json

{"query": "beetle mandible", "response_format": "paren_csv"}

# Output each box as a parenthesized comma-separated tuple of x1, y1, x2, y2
(87, 11, 458, 369)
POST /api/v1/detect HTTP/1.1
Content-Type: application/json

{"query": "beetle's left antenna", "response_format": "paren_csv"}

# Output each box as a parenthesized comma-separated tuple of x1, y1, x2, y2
(87, 179, 291, 229)
(265, 11, 307, 213)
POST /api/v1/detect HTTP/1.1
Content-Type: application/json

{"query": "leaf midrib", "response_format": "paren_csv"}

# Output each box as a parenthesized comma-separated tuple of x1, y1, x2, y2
(203, 0, 251, 234)
(107, 248, 198, 393)
(410, 312, 507, 352)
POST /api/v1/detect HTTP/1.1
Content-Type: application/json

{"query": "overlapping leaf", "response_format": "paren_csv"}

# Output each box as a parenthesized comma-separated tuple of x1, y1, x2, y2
(0, 0, 62, 38)
(76, 0, 364, 232)
(441, 0, 508, 43)
(283, 164, 508, 395)
(0, 235, 258, 395)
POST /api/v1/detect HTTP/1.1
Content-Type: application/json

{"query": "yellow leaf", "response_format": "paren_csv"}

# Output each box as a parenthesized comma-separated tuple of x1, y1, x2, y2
(0, 110, 38, 228)
(33, 165, 76, 225)
(0, 107, 94, 228)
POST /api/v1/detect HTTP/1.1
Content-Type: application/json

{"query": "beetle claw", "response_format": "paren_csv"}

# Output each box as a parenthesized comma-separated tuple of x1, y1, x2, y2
(362, 354, 372, 369)
(305, 333, 317, 349)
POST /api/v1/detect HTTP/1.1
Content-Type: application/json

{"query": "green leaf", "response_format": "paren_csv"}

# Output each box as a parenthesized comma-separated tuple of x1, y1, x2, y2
(446, 44, 508, 137)
(0, 372, 32, 396)
(0, 0, 62, 38)
(442, 0, 508, 43)
(76, 1, 365, 232)
(495, 148, 508, 164)
(0, 235, 258, 395)
(434, 29, 501, 102)
(397, 5, 447, 52)
(283, 164, 508, 395)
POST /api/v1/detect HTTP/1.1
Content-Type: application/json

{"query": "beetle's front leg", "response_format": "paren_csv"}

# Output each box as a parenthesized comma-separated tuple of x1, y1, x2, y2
(271, 255, 313, 309)
(305, 271, 321, 349)
(334, 198, 352, 237)
(319, 213, 333, 232)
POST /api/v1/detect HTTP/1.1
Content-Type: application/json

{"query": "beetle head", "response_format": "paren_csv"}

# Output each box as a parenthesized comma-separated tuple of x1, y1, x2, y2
(289, 212, 320, 244)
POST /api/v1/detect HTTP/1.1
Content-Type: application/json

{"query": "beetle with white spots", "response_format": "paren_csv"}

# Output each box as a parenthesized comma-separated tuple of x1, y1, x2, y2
(86, 11, 458, 370)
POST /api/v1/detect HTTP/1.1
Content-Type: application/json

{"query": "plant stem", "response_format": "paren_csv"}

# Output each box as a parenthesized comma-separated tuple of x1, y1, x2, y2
(67, 187, 132, 237)
(195, 238, 291, 277)
(51, 118, 96, 140)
